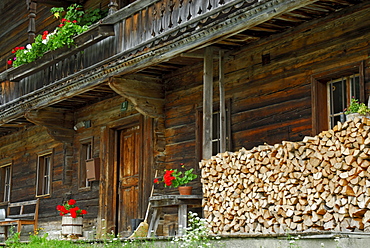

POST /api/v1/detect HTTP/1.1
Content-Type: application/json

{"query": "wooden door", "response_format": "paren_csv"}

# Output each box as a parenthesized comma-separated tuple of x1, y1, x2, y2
(117, 125, 141, 236)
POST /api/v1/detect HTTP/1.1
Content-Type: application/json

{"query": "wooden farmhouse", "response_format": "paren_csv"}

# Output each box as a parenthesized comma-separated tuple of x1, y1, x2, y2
(0, 0, 370, 239)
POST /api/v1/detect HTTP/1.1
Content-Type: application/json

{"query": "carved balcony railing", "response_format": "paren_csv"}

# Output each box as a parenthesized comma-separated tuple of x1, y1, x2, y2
(0, 0, 256, 105)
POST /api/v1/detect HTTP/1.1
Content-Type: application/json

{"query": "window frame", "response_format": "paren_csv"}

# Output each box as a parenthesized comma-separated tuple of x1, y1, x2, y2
(327, 74, 360, 128)
(0, 162, 12, 203)
(311, 61, 365, 134)
(196, 99, 232, 161)
(78, 137, 93, 190)
(36, 150, 53, 197)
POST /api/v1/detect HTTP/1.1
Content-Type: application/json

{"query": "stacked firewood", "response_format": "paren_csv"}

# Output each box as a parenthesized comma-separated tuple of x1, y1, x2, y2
(200, 117, 370, 234)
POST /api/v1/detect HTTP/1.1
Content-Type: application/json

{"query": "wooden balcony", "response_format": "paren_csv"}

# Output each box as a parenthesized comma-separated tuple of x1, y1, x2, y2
(0, 0, 364, 135)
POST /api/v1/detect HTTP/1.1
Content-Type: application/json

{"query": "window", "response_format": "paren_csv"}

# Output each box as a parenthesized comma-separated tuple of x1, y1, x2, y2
(0, 163, 11, 202)
(211, 110, 231, 155)
(79, 139, 92, 189)
(197, 100, 232, 160)
(312, 62, 365, 134)
(36, 152, 52, 196)
(328, 74, 360, 128)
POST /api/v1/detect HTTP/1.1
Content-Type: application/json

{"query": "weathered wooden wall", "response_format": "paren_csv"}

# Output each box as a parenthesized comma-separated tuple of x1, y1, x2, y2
(0, 93, 141, 236)
(162, 3, 370, 196)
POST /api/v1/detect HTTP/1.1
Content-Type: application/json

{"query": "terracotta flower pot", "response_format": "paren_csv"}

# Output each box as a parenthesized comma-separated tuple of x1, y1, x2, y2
(178, 186, 193, 195)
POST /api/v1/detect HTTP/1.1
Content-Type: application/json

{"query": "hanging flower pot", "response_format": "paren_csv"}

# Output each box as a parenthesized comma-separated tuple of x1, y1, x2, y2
(178, 186, 193, 195)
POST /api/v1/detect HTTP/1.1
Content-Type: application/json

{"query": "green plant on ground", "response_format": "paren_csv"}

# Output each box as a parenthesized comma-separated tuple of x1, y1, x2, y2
(171, 211, 215, 248)
(4, 227, 21, 248)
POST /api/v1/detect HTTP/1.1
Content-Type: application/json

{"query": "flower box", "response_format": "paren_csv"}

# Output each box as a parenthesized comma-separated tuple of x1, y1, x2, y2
(0, 23, 114, 82)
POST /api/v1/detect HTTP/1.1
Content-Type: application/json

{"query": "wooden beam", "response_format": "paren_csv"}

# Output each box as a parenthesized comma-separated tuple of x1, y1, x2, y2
(203, 47, 213, 160)
(25, 107, 75, 185)
(108, 75, 164, 118)
(25, 107, 74, 144)
(219, 50, 226, 153)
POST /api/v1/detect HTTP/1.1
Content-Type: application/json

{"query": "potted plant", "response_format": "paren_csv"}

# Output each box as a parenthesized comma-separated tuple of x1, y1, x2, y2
(344, 98, 370, 121)
(154, 163, 198, 195)
(56, 199, 87, 238)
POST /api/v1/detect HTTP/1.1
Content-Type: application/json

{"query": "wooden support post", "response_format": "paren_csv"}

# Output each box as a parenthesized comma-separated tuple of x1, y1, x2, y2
(147, 208, 162, 237)
(178, 204, 188, 236)
(108, 0, 119, 15)
(27, 0, 37, 44)
(203, 47, 213, 160)
(219, 50, 226, 153)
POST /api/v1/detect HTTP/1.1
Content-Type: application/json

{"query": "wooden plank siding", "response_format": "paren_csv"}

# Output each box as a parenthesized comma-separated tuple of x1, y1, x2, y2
(0, 95, 142, 235)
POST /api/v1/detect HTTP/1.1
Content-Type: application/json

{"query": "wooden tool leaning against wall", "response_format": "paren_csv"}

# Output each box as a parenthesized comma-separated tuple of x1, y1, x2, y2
(129, 170, 157, 238)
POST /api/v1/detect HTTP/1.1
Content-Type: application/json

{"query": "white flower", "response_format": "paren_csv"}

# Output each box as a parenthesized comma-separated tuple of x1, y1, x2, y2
(26, 44, 32, 50)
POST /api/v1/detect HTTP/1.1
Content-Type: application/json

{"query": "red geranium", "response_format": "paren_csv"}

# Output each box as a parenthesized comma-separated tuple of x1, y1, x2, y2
(42, 31, 49, 40)
(154, 165, 198, 188)
(56, 199, 87, 218)
(163, 170, 175, 186)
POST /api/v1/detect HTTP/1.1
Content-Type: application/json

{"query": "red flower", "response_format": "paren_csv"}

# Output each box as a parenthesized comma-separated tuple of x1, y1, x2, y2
(56, 205, 68, 215)
(69, 207, 80, 218)
(153, 178, 159, 184)
(62, 18, 67, 22)
(57, 199, 86, 218)
(7, 60, 12, 65)
(42, 31, 49, 40)
(72, 20, 77, 23)
(70, 211, 77, 218)
(163, 170, 175, 186)
(58, 24, 64, 28)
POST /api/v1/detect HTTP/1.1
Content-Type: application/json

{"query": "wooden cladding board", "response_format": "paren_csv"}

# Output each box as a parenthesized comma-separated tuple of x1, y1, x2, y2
(0, 95, 139, 231)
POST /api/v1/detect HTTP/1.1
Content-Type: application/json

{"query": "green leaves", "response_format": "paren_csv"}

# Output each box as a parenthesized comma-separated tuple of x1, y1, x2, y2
(170, 168, 198, 188)
(345, 98, 370, 115)
(11, 4, 106, 67)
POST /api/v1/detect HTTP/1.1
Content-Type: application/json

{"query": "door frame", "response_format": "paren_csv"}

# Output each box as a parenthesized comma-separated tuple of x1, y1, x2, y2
(98, 113, 154, 237)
